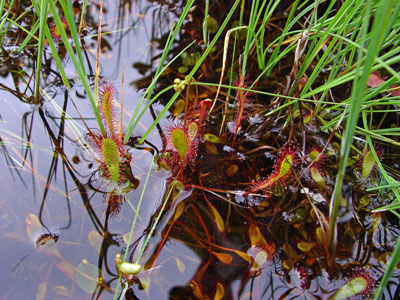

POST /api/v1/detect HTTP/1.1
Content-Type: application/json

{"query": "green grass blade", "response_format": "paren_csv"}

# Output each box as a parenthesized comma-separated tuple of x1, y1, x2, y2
(33, 0, 49, 104)
(373, 234, 400, 299)
(123, 0, 196, 143)
(137, 0, 241, 144)
(48, 0, 105, 136)
(328, 0, 400, 250)
(112, 155, 155, 299)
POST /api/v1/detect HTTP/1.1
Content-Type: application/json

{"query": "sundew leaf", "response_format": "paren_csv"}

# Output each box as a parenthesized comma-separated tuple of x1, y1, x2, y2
(248, 223, 267, 247)
(101, 88, 115, 132)
(187, 122, 198, 141)
(204, 133, 221, 143)
(171, 128, 188, 160)
(278, 155, 293, 178)
(297, 242, 315, 252)
(359, 195, 370, 209)
(102, 138, 120, 182)
(205, 142, 219, 155)
(213, 252, 232, 264)
(362, 150, 376, 177)
(214, 282, 224, 300)
(76, 260, 100, 294)
(174, 201, 185, 221)
(367, 71, 385, 87)
(331, 277, 368, 300)
(225, 164, 238, 177)
(209, 204, 225, 233)
(232, 249, 252, 262)
(251, 248, 269, 270)
(174, 99, 185, 117)
(206, 16, 219, 34)
(310, 167, 327, 189)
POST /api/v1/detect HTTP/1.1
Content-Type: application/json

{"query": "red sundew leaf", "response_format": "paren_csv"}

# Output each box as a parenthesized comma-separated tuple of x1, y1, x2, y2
(208, 204, 225, 233)
(298, 77, 307, 91)
(213, 252, 232, 264)
(50, 17, 69, 41)
(214, 282, 224, 300)
(98, 83, 121, 145)
(331, 268, 377, 299)
(198, 99, 212, 124)
(232, 249, 252, 262)
(164, 121, 199, 167)
(367, 71, 385, 87)
(248, 223, 267, 247)
(390, 84, 400, 96)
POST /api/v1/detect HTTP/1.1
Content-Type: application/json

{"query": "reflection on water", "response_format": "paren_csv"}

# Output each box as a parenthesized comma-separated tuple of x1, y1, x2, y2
(0, 0, 178, 298)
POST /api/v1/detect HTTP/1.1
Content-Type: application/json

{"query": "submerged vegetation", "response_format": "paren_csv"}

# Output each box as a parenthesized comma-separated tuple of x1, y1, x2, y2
(1, 0, 400, 299)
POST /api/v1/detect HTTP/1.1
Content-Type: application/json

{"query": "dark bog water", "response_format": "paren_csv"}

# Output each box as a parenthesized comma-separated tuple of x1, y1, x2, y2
(1, 1, 400, 299)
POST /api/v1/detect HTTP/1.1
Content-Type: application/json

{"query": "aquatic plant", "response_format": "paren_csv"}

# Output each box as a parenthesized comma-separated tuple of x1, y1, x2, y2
(250, 142, 300, 194)
(86, 83, 133, 186)
(331, 268, 376, 300)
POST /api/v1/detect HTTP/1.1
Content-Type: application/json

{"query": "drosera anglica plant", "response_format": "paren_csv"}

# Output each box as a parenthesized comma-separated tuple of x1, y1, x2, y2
(86, 83, 138, 190)
(250, 142, 300, 195)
